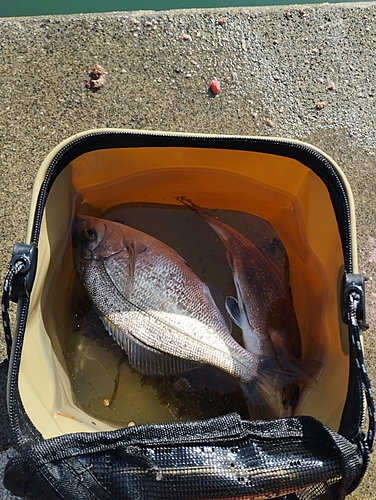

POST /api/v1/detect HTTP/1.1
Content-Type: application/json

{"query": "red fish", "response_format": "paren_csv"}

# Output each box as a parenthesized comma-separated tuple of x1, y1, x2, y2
(74, 216, 262, 382)
(177, 197, 319, 418)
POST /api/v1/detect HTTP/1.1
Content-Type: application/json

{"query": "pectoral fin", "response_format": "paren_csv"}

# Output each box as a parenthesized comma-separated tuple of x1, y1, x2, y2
(225, 296, 243, 328)
(126, 240, 147, 295)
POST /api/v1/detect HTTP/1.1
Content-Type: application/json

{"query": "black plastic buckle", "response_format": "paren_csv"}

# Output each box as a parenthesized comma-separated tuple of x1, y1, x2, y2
(342, 273, 369, 331)
(9, 243, 38, 303)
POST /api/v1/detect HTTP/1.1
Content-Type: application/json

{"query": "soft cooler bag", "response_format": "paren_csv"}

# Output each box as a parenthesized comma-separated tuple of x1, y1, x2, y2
(1, 129, 374, 499)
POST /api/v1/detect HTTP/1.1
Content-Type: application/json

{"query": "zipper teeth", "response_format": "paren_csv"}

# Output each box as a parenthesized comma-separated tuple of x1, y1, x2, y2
(30, 130, 353, 272)
(8, 298, 37, 444)
(16, 130, 355, 444)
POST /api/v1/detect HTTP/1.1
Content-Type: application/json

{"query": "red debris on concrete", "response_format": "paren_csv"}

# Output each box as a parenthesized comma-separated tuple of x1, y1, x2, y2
(210, 79, 220, 94)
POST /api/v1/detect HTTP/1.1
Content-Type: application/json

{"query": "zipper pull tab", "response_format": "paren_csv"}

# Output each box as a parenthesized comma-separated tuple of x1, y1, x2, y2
(342, 273, 369, 331)
(8, 243, 38, 303)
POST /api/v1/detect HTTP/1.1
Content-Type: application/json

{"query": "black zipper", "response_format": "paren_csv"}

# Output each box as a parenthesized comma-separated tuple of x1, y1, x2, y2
(29, 130, 353, 272)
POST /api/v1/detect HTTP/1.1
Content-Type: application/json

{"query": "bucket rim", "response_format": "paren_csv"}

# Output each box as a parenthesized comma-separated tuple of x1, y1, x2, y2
(27, 128, 358, 271)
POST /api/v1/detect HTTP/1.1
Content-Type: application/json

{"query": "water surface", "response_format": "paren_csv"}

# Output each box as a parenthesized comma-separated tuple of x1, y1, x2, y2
(1, 0, 355, 18)
(61, 203, 287, 426)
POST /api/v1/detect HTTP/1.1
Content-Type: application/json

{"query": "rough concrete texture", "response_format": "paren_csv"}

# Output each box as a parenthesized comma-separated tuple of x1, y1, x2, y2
(0, 3, 376, 498)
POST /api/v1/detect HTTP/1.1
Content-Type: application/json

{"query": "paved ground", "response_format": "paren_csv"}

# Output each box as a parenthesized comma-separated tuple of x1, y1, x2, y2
(0, 3, 376, 498)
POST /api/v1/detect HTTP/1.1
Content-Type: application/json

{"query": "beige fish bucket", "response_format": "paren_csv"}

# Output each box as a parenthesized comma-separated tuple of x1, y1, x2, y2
(15, 128, 357, 439)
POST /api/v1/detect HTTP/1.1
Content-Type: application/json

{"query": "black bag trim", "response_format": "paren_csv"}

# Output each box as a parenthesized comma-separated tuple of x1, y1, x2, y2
(3, 414, 364, 500)
(30, 131, 353, 271)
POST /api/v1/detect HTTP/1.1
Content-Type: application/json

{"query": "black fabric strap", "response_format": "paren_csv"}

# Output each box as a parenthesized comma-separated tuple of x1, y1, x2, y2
(344, 290, 376, 492)
(348, 291, 375, 454)
(5, 455, 118, 500)
(2, 259, 26, 359)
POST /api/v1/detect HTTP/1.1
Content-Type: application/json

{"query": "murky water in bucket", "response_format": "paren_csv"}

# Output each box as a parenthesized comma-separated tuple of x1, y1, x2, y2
(61, 203, 288, 427)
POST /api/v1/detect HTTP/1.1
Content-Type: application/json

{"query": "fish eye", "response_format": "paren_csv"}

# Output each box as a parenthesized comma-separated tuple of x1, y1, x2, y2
(82, 228, 96, 240)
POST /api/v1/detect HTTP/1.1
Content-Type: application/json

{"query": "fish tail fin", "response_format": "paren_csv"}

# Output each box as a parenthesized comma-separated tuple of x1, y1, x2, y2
(288, 357, 323, 387)
(241, 379, 286, 421)
(270, 331, 323, 388)
(176, 196, 212, 220)
(175, 196, 201, 211)
(241, 356, 320, 420)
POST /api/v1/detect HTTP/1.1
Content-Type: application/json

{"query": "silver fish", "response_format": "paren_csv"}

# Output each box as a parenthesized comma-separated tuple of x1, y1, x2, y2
(177, 197, 318, 418)
(73, 215, 260, 383)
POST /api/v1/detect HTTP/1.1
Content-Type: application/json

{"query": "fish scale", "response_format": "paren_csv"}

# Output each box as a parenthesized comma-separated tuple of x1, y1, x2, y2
(73, 215, 301, 420)
(176, 197, 321, 419)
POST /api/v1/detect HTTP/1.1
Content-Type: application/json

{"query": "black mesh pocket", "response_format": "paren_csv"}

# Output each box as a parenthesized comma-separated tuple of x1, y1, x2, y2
(4, 414, 363, 500)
